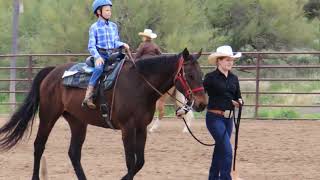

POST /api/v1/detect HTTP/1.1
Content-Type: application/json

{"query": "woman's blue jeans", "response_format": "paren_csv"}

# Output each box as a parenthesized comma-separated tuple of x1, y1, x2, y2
(88, 52, 109, 86)
(206, 112, 233, 180)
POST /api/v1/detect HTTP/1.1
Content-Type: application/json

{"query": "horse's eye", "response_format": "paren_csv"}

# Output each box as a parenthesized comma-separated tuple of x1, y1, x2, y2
(187, 74, 194, 80)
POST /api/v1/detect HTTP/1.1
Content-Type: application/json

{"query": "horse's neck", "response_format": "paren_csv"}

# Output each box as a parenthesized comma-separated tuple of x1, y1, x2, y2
(149, 65, 177, 96)
(131, 55, 180, 102)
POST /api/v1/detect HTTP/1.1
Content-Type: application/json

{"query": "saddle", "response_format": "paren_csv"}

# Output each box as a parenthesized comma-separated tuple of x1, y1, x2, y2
(62, 52, 126, 129)
(85, 52, 125, 70)
(62, 52, 125, 90)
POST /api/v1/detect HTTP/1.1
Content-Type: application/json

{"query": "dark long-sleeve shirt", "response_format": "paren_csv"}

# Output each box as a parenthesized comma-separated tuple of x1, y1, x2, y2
(203, 69, 242, 111)
(135, 41, 161, 60)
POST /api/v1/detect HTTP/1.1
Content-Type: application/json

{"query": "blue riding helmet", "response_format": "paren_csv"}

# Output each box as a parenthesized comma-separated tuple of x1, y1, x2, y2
(92, 0, 112, 14)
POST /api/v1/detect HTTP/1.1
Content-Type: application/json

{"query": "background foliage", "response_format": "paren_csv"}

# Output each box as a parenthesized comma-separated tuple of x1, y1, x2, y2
(0, 0, 319, 118)
(0, 0, 319, 54)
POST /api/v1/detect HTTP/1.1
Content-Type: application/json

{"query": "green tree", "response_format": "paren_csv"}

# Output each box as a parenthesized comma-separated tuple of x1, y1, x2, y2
(304, 0, 320, 20)
(204, 0, 318, 51)
(19, 0, 92, 53)
(0, 0, 319, 54)
(112, 0, 213, 52)
(0, 1, 13, 53)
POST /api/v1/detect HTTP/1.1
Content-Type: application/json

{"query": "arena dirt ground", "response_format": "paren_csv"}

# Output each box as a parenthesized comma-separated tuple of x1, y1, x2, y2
(0, 118, 319, 180)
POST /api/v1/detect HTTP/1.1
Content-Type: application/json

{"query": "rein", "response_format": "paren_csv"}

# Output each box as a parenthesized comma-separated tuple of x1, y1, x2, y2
(125, 49, 196, 106)
(125, 49, 170, 99)
(102, 47, 132, 129)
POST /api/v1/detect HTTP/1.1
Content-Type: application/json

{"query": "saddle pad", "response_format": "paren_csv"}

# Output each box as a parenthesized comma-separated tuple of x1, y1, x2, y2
(62, 60, 123, 90)
(102, 59, 124, 91)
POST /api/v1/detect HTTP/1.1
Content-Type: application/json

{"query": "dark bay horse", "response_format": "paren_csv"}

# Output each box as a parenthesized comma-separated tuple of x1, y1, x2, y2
(0, 48, 207, 180)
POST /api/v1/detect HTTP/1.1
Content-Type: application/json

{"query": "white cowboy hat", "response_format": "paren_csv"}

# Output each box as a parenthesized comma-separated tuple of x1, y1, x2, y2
(138, 29, 157, 39)
(208, 45, 242, 64)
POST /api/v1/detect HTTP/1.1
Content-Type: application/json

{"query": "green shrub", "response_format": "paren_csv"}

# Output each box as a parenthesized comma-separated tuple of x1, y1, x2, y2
(258, 108, 300, 119)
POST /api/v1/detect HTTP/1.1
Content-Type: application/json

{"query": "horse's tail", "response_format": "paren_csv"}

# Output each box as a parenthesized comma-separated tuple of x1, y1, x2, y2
(0, 66, 55, 151)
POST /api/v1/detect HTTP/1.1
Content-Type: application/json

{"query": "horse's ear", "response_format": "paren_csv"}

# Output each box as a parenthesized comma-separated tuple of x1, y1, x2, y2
(194, 48, 203, 60)
(182, 48, 190, 60)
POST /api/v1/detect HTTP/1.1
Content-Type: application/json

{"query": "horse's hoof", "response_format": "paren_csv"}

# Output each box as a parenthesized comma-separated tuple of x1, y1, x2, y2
(121, 175, 128, 180)
(31, 177, 40, 180)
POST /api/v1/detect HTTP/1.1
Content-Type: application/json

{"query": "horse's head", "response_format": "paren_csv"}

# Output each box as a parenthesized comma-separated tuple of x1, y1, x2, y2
(174, 48, 207, 112)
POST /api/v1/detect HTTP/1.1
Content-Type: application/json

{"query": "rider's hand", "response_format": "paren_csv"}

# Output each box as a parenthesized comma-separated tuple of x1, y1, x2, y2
(95, 57, 104, 66)
(123, 43, 130, 50)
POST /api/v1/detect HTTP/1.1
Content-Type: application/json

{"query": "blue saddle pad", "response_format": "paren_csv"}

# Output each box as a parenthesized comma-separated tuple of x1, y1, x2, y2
(62, 60, 123, 90)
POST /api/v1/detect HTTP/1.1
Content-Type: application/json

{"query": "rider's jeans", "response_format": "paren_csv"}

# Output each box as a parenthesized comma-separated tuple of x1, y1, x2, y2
(206, 111, 233, 180)
(88, 52, 109, 86)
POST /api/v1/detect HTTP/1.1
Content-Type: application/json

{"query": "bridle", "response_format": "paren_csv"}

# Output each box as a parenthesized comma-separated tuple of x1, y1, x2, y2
(173, 56, 204, 104)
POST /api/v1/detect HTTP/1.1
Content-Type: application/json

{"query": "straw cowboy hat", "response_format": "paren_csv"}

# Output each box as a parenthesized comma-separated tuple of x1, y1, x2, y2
(138, 29, 157, 39)
(208, 45, 242, 64)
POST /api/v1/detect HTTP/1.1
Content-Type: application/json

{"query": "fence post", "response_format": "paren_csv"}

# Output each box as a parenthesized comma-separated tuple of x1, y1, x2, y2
(254, 54, 261, 119)
(28, 55, 33, 88)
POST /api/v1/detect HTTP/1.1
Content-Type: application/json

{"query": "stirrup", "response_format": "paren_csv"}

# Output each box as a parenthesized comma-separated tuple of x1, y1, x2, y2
(82, 99, 96, 109)
(100, 104, 110, 120)
(100, 103, 114, 129)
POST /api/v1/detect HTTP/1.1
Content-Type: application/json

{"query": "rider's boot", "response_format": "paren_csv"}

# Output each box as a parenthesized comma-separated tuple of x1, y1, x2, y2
(82, 85, 96, 109)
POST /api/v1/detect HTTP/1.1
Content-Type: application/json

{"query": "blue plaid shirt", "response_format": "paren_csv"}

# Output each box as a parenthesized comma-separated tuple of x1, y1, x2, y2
(88, 19, 124, 59)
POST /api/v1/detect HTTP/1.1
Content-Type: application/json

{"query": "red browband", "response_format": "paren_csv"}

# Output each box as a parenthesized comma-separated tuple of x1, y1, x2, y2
(174, 56, 204, 100)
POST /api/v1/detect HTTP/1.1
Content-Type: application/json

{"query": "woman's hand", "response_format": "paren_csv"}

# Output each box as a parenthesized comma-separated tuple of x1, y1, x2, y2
(238, 99, 243, 105)
(232, 100, 240, 108)
(232, 99, 243, 108)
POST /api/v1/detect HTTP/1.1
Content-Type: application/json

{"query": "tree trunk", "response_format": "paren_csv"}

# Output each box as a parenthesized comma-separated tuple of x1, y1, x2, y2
(10, 0, 20, 110)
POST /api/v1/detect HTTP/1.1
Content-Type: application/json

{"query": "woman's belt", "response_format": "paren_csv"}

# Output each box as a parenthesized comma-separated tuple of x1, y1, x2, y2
(208, 109, 233, 118)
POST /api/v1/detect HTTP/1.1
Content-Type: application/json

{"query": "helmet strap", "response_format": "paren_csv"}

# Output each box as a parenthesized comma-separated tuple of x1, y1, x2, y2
(96, 7, 110, 22)
(101, 14, 109, 22)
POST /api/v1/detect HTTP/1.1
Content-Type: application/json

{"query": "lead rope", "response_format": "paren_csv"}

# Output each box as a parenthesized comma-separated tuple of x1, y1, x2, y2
(182, 116, 216, 146)
(181, 105, 244, 147)
(233, 104, 243, 171)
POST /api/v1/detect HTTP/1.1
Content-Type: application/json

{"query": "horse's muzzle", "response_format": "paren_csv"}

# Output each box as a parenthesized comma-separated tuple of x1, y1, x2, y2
(192, 94, 208, 112)
(193, 102, 207, 112)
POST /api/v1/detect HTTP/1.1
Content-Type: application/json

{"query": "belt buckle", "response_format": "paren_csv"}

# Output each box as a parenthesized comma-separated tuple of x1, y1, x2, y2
(224, 110, 233, 118)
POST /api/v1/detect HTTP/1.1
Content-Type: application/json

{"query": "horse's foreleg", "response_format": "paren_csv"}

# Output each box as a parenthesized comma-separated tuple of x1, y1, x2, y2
(32, 113, 60, 180)
(174, 89, 195, 133)
(121, 126, 137, 180)
(149, 98, 165, 132)
(133, 127, 147, 176)
(65, 114, 88, 180)
(183, 111, 195, 133)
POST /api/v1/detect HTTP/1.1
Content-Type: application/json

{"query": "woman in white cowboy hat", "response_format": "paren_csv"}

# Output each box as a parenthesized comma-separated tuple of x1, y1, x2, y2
(203, 45, 243, 180)
(135, 29, 161, 60)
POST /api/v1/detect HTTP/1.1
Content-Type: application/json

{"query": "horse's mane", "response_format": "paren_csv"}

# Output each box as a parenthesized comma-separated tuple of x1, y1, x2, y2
(135, 54, 180, 75)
